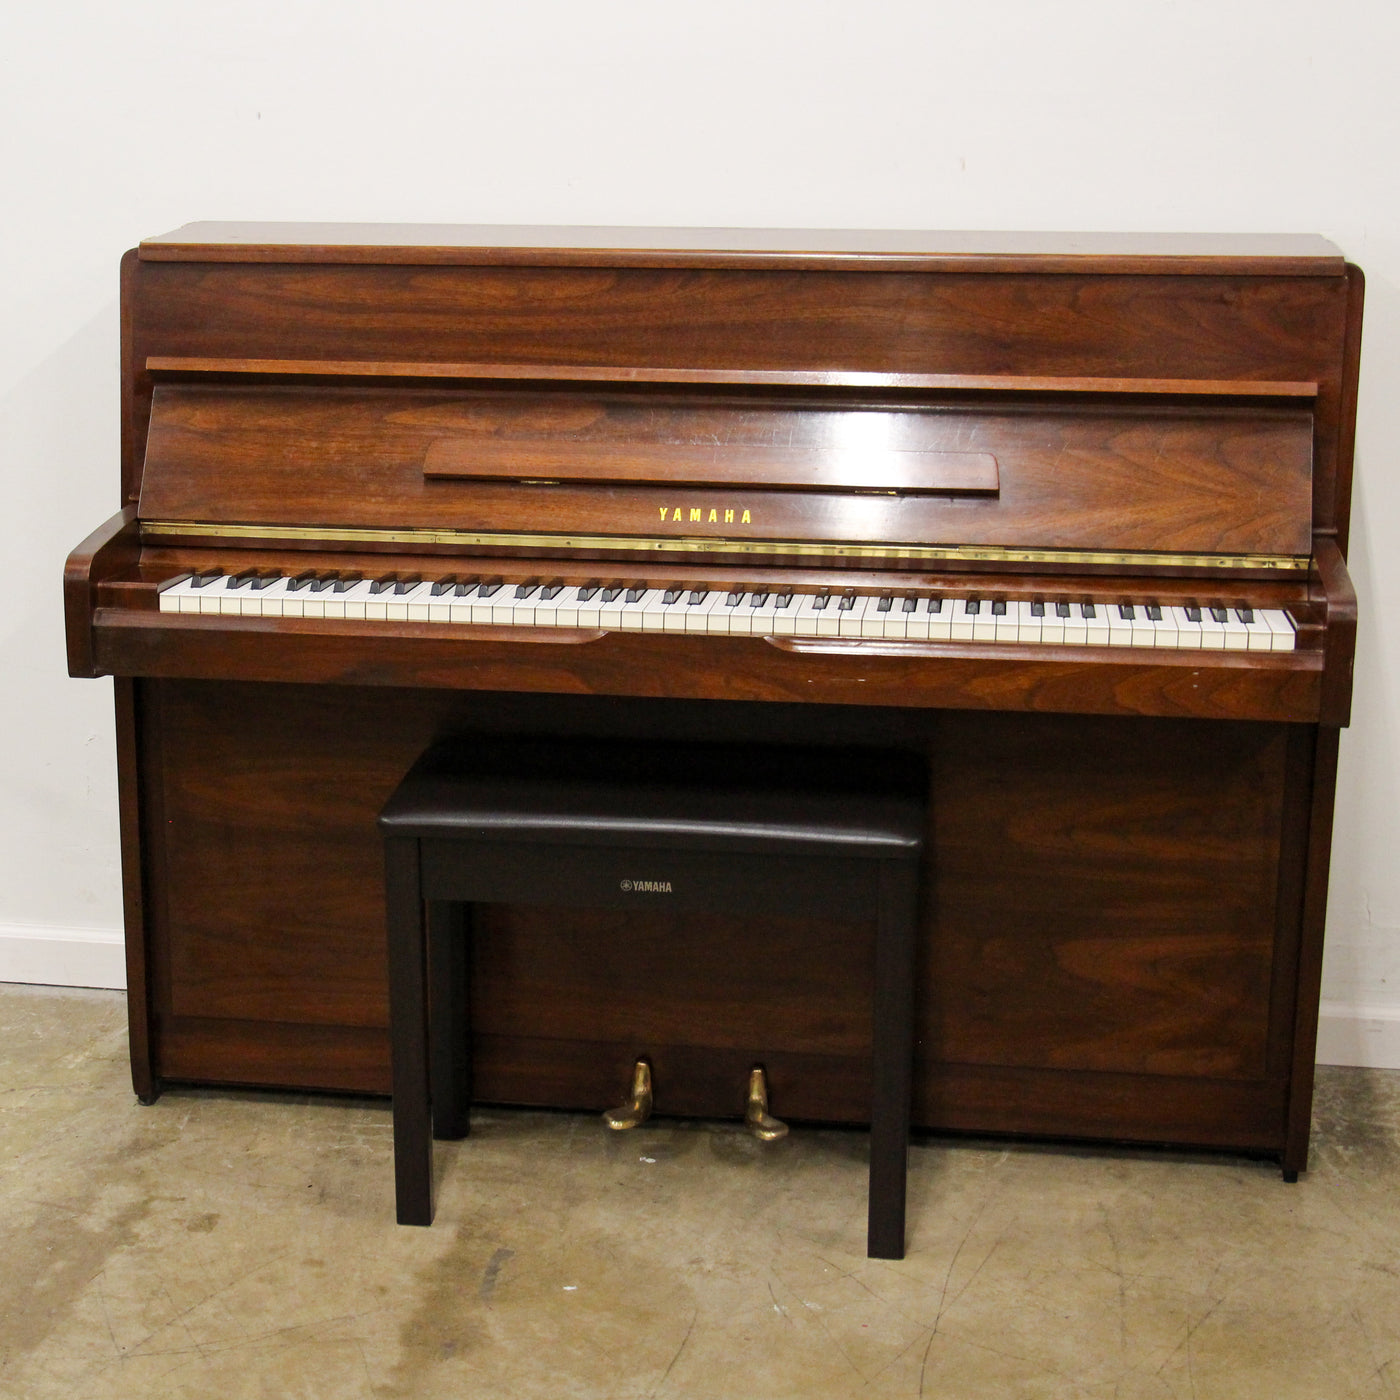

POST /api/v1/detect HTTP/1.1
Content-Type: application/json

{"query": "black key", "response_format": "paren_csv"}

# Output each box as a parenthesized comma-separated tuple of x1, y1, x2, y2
(190, 570, 224, 589)
(749, 592, 770, 607)
(811, 594, 830, 611)
(625, 586, 647, 604)
(776, 593, 794, 609)
(368, 574, 397, 595)
(1185, 606, 1202, 623)
(1055, 602, 1071, 618)
(1031, 601, 1046, 617)
(393, 574, 422, 595)
(333, 573, 362, 593)
(991, 599, 1007, 616)
(926, 598, 943, 614)
(159, 572, 194, 592)
(1209, 606, 1229, 624)
(1236, 607, 1255, 624)
(576, 583, 600, 602)
(229, 569, 260, 590)
(431, 576, 459, 596)
(601, 585, 624, 604)
(901, 596, 918, 613)
(1146, 604, 1162, 621)
(310, 573, 339, 593)
(688, 589, 709, 605)
(515, 579, 541, 599)
(291, 571, 321, 592)
(1080, 603, 1096, 618)
(965, 598, 981, 616)
(539, 582, 564, 601)
(877, 595, 893, 613)
(838, 593, 857, 611)
(476, 580, 503, 599)
(1118, 604, 1135, 620)
(454, 579, 479, 597)
(662, 588, 684, 605)
(250, 572, 279, 590)
(726, 590, 744, 607)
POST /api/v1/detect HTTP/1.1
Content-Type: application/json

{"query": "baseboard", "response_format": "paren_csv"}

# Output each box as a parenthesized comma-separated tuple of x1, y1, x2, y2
(0, 923, 126, 990)
(1315, 1000, 1400, 1070)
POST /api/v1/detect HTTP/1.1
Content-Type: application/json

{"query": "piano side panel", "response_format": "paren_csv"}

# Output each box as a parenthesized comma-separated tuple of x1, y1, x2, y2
(142, 680, 1298, 1152)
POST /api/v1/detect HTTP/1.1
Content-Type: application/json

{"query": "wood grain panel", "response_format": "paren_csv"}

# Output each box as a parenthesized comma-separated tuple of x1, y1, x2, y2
(138, 383, 1312, 556)
(144, 682, 1298, 1150)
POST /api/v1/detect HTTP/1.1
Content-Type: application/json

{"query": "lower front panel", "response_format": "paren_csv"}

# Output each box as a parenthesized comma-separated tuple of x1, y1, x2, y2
(136, 679, 1302, 1153)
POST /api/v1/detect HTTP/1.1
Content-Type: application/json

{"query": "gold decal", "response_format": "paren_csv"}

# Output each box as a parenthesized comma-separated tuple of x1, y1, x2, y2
(724, 508, 734, 523)
(708, 509, 718, 523)
(672, 508, 682, 522)
(689, 507, 701, 522)
(741, 509, 752, 524)
(658, 506, 669, 521)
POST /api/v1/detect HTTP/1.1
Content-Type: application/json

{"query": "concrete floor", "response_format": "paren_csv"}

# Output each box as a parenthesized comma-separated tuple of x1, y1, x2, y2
(2, 986, 1398, 1399)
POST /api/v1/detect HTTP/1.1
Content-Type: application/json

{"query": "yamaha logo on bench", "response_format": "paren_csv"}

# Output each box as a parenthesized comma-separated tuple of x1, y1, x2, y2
(620, 879, 673, 893)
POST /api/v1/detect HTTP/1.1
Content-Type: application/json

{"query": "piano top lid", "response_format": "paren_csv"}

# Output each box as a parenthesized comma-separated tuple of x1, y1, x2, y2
(137, 223, 1348, 277)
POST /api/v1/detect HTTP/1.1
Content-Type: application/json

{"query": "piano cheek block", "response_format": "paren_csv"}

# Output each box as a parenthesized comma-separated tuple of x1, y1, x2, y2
(72, 224, 1358, 1194)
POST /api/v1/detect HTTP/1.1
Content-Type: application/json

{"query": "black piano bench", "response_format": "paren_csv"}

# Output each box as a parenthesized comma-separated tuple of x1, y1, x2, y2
(377, 738, 927, 1261)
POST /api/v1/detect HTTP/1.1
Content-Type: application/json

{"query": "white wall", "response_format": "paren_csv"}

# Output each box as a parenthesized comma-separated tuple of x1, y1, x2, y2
(2, 0, 1397, 1063)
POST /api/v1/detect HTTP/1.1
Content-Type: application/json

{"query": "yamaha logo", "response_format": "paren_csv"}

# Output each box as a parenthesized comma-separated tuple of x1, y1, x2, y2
(620, 879, 673, 893)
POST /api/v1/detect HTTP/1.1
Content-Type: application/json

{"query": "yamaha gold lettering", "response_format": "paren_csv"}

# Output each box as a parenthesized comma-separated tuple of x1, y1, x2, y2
(620, 879, 673, 893)
(657, 506, 752, 526)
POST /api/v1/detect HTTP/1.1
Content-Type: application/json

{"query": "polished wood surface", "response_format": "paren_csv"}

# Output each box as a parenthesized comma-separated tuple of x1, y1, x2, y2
(138, 223, 1346, 275)
(138, 383, 1313, 556)
(66, 227, 1364, 1177)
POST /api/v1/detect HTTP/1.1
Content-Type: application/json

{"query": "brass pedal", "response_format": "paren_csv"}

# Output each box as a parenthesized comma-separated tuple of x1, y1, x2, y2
(603, 1058, 653, 1130)
(744, 1065, 788, 1141)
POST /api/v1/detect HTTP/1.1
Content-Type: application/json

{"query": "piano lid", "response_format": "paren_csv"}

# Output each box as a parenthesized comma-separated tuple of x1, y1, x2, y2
(136, 224, 1348, 276)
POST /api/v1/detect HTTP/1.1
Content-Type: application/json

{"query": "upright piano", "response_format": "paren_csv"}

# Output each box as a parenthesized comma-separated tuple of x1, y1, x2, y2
(65, 224, 1363, 1177)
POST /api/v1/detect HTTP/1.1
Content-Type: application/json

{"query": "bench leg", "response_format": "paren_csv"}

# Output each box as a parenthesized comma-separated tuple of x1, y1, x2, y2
(386, 838, 434, 1225)
(869, 861, 918, 1260)
(429, 901, 472, 1140)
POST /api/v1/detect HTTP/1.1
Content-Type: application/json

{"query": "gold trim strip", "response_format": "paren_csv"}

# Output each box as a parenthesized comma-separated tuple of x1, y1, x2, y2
(140, 520, 1310, 572)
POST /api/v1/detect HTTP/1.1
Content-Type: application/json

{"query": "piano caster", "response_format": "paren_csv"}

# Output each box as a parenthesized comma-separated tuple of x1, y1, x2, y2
(1282, 1168, 1299, 1183)
(744, 1065, 788, 1142)
(603, 1058, 653, 1130)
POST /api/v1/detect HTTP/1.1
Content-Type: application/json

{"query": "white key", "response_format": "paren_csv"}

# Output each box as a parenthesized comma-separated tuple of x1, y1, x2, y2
(658, 589, 694, 633)
(1106, 604, 1134, 647)
(529, 585, 566, 628)
(617, 588, 662, 631)
(718, 591, 754, 636)
(855, 596, 891, 639)
(1038, 602, 1067, 645)
(746, 592, 784, 635)
(1217, 606, 1249, 651)
(1238, 608, 1275, 652)
(1015, 601, 1044, 644)
(1146, 607, 1178, 648)
(992, 603, 1019, 643)
(925, 599, 954, 641)
(1262, 608, 1296, 652)
(768, 592, 801, 636)
(674, 591, 717, 634)
(794, 594, 840, 637)
(158, 574, 195, 614)
(836, 594, 869, 638)
(1169, 606, 1204, 649)
(1082, 604, 1110, 646)
(951, 599, 978, 641)
(879, 597, 913, 640)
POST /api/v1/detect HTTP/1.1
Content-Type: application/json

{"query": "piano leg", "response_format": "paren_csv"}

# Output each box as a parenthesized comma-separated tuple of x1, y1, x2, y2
(386, 837, 433, 1226)
(428, 900, 472, 1141)
(868, 859, 919, 1261)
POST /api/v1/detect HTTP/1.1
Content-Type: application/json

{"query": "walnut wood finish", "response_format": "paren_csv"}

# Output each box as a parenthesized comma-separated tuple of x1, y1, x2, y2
(138, 383, 1312, 557)
(65, 227, 1364, 1178)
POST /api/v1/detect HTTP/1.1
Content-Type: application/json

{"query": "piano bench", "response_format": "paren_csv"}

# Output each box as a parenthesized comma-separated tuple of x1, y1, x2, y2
(377, 737, 926, 1260)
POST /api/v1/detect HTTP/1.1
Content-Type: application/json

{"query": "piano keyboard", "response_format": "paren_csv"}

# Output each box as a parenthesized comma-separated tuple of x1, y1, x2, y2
(158, 571, 1297, 651)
